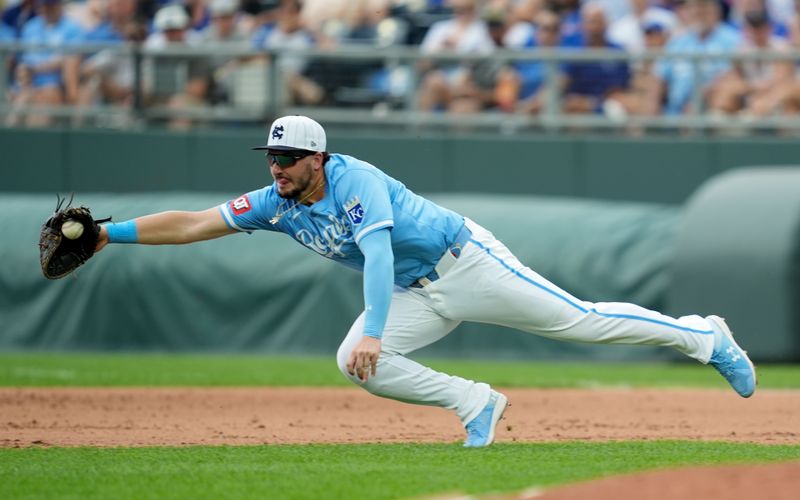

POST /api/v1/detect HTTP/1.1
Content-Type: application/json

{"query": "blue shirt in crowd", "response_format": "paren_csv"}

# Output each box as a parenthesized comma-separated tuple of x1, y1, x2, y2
(20, 15, 85, 88)
(656, 24, 741, 115)
(0, 21, 14, 42)
(563, 40, 630, 101)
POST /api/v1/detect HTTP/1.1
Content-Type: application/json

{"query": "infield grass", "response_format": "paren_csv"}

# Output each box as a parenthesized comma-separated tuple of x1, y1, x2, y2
(1, 441, 799, 500)
(1, 353, 799, 389)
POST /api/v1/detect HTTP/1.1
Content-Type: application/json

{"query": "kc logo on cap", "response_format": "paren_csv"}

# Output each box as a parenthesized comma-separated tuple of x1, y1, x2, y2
(253, 115, 327, 152)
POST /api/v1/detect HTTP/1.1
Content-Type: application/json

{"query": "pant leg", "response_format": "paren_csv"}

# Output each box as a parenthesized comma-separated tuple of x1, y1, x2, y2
(336, 286, 492, 424)
(427, 220, 715, 363)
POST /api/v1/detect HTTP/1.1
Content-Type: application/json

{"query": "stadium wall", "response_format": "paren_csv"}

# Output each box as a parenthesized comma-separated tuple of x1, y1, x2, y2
(3, 183, 798, 361)
(3, 127, 800, 203)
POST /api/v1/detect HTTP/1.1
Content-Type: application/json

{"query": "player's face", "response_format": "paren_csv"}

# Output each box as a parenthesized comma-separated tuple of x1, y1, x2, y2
(268, 152, 316, 199)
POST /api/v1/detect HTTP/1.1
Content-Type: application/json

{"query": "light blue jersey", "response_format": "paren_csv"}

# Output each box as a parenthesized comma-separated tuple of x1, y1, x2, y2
(218, 153, 464, 288)
(656, 24, 740, 115)
(20, 15, 84, 88)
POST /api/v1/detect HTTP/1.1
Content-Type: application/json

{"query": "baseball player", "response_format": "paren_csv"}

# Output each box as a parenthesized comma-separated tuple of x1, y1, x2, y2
(96, 115, 756, 447)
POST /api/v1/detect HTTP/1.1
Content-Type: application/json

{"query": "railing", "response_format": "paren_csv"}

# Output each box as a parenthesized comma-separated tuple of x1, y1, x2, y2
(1, 42, 799, 134)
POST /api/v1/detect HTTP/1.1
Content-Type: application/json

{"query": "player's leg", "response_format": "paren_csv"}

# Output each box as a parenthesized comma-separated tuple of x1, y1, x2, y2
(429, 219, 755, 396)
(335, 287, 505, 444)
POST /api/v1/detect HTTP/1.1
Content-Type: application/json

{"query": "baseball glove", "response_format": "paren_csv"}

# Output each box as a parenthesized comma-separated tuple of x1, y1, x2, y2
(39, 194, 111, 280)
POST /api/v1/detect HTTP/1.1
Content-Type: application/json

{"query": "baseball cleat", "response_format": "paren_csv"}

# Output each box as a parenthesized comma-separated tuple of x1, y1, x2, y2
(706, 315, 756, 398)
(463, 390, 508, 447)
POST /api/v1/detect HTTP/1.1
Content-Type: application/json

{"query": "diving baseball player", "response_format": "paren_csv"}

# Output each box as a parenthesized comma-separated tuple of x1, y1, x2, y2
(96, 115, 756, 447)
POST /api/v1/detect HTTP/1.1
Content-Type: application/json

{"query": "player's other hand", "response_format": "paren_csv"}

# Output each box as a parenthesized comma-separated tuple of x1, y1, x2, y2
(347, 336, 381, 382)
(95, 226, 109, 253)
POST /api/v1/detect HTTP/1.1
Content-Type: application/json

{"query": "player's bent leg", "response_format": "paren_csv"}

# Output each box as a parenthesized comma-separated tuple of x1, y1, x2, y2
(335, 288, 504, 441)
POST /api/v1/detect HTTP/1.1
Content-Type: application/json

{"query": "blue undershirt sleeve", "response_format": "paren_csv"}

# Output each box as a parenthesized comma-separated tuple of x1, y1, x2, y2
(357, 228, 394, 339)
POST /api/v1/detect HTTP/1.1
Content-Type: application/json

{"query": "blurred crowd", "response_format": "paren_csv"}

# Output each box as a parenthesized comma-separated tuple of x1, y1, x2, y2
(3, 0, 800, 128)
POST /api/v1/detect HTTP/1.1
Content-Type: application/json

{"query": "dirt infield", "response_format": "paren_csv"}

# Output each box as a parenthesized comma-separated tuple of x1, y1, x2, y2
(1, 387, 798, 447)
(529, 461, 800, 500)
(3, 387, 798, 499)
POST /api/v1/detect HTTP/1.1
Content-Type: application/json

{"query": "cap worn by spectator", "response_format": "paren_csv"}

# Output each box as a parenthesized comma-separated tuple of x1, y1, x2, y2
(483, 7, 506, 30)
(209, 0, 239, 17)
(744, 9, 770, 28)
(154, 5, 190, 32)
(643, 21, 666, 35)
(241, 0, 280, 16)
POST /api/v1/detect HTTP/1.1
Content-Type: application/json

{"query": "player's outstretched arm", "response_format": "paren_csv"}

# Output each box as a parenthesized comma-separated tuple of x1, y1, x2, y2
(96, 207, 237, 252)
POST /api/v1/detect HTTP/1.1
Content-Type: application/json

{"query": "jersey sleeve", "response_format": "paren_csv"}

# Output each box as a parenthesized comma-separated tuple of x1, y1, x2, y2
(218, 186, 279, 233)
(334, 169, 394, 245)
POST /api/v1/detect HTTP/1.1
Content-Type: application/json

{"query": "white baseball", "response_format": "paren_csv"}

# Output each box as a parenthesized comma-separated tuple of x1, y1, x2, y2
(61, 220, 84, 240)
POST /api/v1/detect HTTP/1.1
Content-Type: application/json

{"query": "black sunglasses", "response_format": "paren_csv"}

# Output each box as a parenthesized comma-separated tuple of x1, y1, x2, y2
(266, 151, 314, 168)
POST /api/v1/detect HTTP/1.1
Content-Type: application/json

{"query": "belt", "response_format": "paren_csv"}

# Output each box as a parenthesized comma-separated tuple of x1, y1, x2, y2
(410, 224, 472, 289)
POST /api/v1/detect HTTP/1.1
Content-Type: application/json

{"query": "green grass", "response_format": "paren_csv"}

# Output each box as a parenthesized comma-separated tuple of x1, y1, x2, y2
(0, 353, 799, 389)
(2, 354, 798, 498)
(1, 442, 798, 500)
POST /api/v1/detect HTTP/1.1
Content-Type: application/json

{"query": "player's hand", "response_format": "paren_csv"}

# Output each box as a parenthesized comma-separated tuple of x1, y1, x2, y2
(95, 226, 109, 253)
(347, 336, 381, 382)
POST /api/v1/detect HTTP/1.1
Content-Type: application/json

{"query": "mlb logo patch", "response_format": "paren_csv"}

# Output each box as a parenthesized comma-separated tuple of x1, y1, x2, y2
(344, 197, 364, 225)
(230, 195, 251, 215)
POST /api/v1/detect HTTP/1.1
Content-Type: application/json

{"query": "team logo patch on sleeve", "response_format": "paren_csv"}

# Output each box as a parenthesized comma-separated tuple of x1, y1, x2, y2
(230, 195, 252, 215)
(344, 197, 364, 225)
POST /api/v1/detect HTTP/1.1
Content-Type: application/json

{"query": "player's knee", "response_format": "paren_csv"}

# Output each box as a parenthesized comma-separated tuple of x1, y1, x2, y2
(335, 343, 357, 383)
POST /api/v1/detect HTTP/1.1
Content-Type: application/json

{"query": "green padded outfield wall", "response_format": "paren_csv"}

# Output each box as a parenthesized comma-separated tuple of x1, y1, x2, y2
(3, 127, 800, 203)
(1, 193, 682, 361)
(668, 168, 800, 361)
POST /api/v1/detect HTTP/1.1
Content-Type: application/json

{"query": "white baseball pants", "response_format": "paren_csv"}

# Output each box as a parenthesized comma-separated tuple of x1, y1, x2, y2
(336, 218, 716, 425)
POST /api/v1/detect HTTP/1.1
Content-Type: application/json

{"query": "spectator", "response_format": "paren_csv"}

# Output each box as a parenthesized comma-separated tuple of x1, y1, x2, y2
(655, 0, 741, 115)
(7, 0, 85, 127)
(551, 0, 581, 45)
(239, 0, 280, 35)
(417, 0, 496, 113)
(319, 0, 411, 107)
(668, 0, 693, 37)
(594, 0, 632, 24)
(767, 0, 795, 24)
(77, 19, 147, 125)
(200, 0, 251, 105)
(561, 3, 632, 115)
(67, 0, 140, 120)
(201, 0, 249, 46)
(1, 0, 18, 96)
(608, 0, 678, 53)
(145, 4, 208, 128)
(65, 0, 107, 32)
(502, 0, 543, 49)
(730, 0, 790, 36)
(298, 0, 349, 35)
(495, 8, 564, 113)
(82, 0, 138, 44)
(0, 0, 14, 40)
(631, 17, 673, 118)
(180, 0, 212, 32)
(709, 8, 793, 116)
(2, 0, 36, 37)
(252, 0, 324, 106)
(339, 0, 408, 46)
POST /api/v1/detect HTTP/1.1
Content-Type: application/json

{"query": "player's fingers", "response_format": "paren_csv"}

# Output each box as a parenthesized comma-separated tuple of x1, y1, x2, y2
(360, 358, 370, 382)
(346, 352, 357, 376)
(370, 356, 377, 377)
